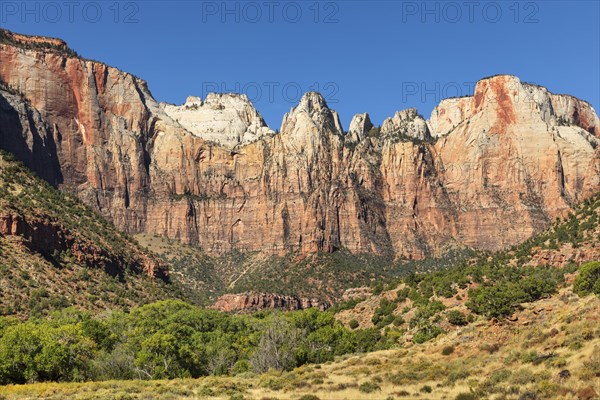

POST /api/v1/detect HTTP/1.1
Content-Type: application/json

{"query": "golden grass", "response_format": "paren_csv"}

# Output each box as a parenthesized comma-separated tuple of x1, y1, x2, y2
(1, 288, 599, 400)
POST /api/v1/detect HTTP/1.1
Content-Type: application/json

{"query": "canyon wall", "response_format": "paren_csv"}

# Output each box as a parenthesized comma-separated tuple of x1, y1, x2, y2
(1, 29, 598, 259)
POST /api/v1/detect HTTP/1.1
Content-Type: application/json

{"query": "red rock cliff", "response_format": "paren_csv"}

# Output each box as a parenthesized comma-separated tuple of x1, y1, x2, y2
(1, 32, 598, 259)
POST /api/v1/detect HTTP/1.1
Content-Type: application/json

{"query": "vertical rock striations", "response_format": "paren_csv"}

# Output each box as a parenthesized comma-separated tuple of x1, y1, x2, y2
(1, 31, 598, 260)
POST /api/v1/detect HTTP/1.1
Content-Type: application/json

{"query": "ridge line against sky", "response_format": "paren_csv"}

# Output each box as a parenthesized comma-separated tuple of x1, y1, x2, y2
(1, 0, 598, 128)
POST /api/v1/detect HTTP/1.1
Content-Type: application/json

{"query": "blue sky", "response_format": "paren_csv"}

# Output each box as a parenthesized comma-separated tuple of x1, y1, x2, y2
(1, 0, 598, 129)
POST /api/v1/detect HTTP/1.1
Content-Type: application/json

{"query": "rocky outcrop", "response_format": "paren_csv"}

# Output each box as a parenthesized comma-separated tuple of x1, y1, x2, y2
(529, 245, 600, 268)
(0, 209, 164, 279)
(160, 93, 274, 148)
(342, 287, 372, 301)
(381, 108, 431, 141)
(212, 292, 329, 312)
(0, 29, 68, 50)
(348, 113, 373, 142)
(0, 30, 599, 260)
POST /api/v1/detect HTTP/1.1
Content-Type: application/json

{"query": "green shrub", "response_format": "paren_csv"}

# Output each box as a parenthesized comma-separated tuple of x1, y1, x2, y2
(349, 319, 359, 329)
(413, 325, 443, 344)
(446, 367, 470, 383)
(573, 261, 600, 297)
(299, 396, 321, 400)
(358, 381, 381, 393)
(420, 385, 433, 393)
(455, 393, 478, 400)
(372, 298, 397, 326)
(489, 369, 511, 384)
(367, 126, 381, 138)
(372, 282, 384, 295)
(511, 368, 535, 385)
(232, 360, 251, 375)
(441, 346, 455, 356)
(447, 310, 468, 326)
(396, 287, 410, 302)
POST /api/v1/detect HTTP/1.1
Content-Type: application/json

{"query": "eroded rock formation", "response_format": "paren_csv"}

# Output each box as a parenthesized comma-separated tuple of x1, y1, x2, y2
(160, 93, 275, 148)
(212, 292, 328, 312)
(1, 29, 598, 260)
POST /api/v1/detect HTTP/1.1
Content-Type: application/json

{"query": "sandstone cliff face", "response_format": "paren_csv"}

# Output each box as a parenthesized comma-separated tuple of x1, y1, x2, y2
(1, 31, 598, 259)
(212, 292, 328, 312)
(0, 86, 62, 185)
(0, 29, 159, 237)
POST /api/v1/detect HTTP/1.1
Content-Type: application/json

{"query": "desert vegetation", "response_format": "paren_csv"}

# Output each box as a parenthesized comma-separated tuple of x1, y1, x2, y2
(1, 139, 599, 399)
(0, 301, 394, 385)
(1, 281, 599, 399)
(0, 152, 179, 317)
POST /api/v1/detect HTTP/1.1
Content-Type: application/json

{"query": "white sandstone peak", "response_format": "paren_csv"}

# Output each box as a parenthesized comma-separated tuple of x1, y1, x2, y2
(381, 108, 430, 141)
(297, 92, 329, 113)
(283, 92, 343, 136)
(185, 96, 202, 106)
(161, 93, 274, 148)
(348, 113, 373, 142)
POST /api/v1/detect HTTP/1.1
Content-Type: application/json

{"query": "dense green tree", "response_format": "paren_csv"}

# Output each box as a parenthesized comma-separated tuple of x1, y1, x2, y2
(136, 332, 186, 379)
(413, 324, 443, 344)
(573, 261, 600, 297)
(467, 283, 525, 318)
(0, 323, 95, 383)
(447, 310, 468, 326)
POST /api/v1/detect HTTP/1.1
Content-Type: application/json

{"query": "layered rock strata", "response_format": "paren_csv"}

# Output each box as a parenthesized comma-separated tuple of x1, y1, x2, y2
(1, 30, 598, 259)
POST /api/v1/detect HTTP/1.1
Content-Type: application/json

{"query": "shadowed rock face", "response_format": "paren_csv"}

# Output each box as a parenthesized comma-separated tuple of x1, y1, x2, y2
(1, 30, 599, 259)
(0, 211, 164, 278)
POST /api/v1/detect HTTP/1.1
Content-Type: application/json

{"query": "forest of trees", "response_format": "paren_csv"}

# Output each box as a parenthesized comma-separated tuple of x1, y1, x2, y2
(0, 301, 394, 384)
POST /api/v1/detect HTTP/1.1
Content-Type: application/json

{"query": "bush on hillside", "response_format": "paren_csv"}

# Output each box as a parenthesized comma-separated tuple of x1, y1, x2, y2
(447, 310, 468, 326)
(573, 261, 600, 297)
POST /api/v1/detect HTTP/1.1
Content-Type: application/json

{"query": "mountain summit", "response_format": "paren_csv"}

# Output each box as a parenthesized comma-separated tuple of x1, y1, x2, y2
(0, 30, 598, 260)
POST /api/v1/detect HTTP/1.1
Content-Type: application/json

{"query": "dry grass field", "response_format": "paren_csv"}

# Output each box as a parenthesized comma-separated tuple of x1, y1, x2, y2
(2, 285, 598, 400)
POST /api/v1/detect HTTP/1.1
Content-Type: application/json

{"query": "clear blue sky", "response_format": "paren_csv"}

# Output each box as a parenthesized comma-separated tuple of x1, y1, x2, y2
(2, 0, 599, 129)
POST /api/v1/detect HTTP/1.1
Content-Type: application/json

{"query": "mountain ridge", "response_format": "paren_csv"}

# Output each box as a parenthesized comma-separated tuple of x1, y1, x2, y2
(0, 28, 598, 262)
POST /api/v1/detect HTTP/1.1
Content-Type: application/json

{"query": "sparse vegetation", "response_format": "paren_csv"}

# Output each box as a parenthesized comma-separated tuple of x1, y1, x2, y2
(358, 381, 381, 393)
(0, 151, 178, 317)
